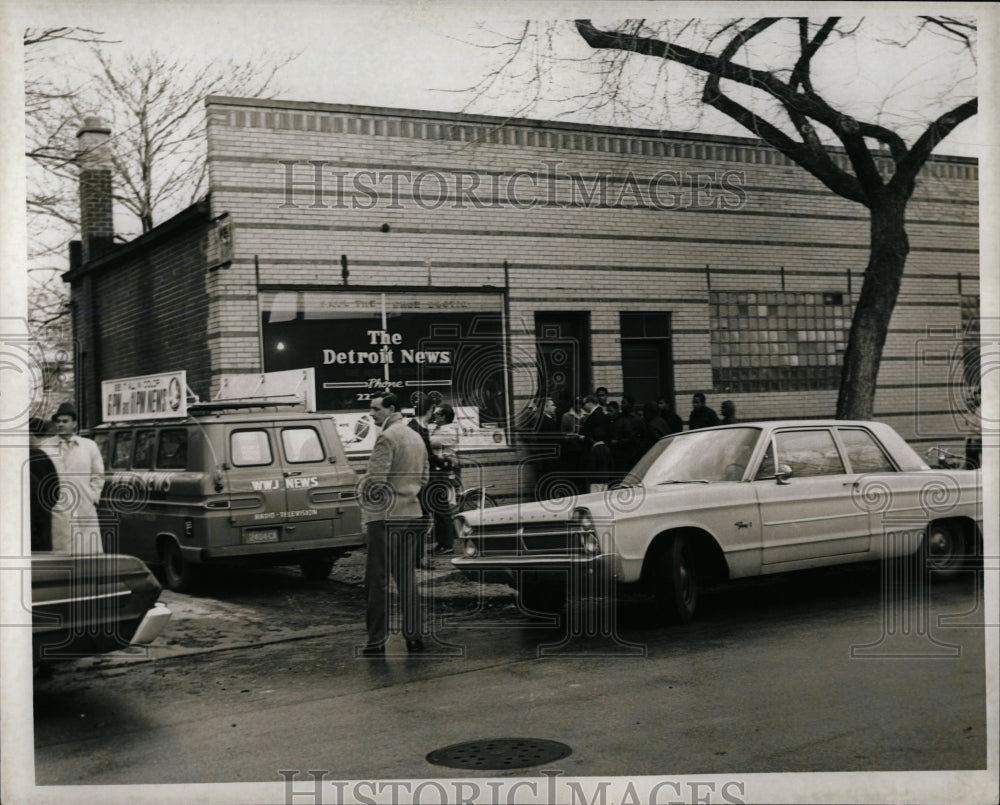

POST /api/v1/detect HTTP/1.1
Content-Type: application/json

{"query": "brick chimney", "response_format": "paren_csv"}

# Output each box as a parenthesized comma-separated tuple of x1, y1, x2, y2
(77, 116, 114, 262)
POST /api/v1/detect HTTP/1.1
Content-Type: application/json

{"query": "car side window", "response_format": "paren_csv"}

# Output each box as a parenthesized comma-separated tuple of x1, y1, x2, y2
(231, 429, 273, 467)
(754, 443, 775, 480)
(111, 431, 134, 470)
(773, 429, 845, 477)
(838, 428, 896, 473)
(281, 427, 325, 463)
(157, 429, 188, 470)
(133, 429, 156, 469)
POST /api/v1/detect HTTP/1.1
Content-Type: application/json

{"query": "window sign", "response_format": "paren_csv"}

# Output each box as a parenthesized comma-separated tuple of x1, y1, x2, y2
(261, 290, 510, 451)
(102, 371, 187, 422)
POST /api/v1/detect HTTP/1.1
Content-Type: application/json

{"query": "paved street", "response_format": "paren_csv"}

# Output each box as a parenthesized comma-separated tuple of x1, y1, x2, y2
(28, 555, 989, 793)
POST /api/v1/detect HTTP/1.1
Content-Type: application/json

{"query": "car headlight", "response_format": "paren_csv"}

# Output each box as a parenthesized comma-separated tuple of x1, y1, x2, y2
(571, 507, 594, 533)
(461, 538, 479, 558)
(455, 516, 473, 539)
(571, 507, 599, 553)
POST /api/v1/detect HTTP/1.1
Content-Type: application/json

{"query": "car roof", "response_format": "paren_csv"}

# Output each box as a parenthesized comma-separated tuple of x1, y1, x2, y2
(687, 420, 891, 429)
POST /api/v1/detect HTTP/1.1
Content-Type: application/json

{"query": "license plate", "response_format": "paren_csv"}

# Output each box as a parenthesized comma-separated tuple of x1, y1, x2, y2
(245, 528, 279, 544)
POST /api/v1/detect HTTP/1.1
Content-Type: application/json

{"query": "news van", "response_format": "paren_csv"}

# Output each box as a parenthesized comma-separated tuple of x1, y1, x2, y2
(93, 387, 364, 592)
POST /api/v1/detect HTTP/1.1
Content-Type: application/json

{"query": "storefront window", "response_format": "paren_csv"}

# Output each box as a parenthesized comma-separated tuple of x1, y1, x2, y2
(261, 290, 510, 451)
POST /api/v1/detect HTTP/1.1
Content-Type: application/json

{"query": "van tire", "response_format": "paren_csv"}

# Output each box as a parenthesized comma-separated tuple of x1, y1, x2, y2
(161, 539, 202, 592)
(300, 559, 335, 581)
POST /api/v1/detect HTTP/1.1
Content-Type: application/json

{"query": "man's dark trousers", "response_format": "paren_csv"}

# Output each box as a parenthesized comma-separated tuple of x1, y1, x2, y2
(365, 518, 425, 646)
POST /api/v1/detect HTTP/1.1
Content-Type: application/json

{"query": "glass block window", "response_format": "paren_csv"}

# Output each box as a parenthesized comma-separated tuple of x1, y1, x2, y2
(710, 291, 852, 393)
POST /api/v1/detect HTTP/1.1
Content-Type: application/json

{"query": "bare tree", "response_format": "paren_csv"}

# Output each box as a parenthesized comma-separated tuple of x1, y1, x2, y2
(471, 17, 978, 419)
(26, 44, 297, 240)
(24, 33, 296, 410)
(24, 28, 117, 413)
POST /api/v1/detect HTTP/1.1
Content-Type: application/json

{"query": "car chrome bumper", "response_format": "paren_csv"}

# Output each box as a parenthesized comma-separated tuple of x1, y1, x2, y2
(130, 603, 172, 646)
(451, 552, 618, 584)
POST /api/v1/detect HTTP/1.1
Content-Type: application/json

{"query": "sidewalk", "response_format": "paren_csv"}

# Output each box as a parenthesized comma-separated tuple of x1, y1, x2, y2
(330, 546, 515, 604)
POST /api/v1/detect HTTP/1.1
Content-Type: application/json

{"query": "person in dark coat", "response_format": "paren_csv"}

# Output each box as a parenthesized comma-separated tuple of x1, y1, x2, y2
(579, 395, 612, 491)
(407, 393, 443, 562)
(28, 417, 57, 552)
(642, 401, 670, 450)
(609, 396, 647, 478)
(657, 397, 684, 435)
(688, 392, 720, 430)
(532, 397, 563, 498)
(558, 396, 586, 493)
(721, 400, 738, 425)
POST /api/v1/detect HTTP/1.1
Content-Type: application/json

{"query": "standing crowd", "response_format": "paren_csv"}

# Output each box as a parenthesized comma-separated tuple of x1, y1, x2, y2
(526, 390, 737, 495)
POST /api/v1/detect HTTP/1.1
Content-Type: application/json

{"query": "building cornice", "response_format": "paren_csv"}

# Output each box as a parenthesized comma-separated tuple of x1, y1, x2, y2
(205, 95, 979, 168)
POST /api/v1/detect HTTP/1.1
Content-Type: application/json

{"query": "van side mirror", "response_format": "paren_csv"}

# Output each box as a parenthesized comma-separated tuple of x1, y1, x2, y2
(775, 464, 793, 485)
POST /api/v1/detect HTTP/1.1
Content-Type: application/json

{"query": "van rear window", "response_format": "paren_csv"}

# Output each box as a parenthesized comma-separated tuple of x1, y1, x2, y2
(231, 430, 273, 467)
(281, 427, 325, 463)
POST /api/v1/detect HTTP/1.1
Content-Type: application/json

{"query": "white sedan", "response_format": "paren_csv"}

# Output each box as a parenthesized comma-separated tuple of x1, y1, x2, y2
(452, 421, 982, 622)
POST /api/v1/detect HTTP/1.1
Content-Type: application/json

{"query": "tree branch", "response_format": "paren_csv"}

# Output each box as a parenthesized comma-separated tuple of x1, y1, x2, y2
(707, 92, 868, 205)
(892, 97, 978, 187)
(790, 18, 838, 93)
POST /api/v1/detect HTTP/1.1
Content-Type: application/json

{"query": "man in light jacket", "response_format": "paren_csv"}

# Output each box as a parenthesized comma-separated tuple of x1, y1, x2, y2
(41, 402, 105, 554)
(358, 393, 429, 655)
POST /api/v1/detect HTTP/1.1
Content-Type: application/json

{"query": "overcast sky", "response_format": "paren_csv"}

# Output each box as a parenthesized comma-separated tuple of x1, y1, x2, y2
(10, 0, 988, 156)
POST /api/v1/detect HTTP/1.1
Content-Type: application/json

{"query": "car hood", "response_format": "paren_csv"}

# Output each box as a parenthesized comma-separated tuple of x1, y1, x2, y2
(460, 483, 691, 526)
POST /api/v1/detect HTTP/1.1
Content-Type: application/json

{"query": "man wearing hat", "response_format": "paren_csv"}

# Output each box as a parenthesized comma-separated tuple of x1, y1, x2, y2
(41, 402, 106, 554)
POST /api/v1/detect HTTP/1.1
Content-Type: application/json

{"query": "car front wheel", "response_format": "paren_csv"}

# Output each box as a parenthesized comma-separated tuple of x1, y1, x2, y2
(923, 521, 967, 578)
(518, 576, 567, 614)
(654, 534, 698, 624)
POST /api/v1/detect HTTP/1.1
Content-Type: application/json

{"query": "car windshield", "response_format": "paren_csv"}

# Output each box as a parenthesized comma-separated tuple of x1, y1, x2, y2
(627, 427, 762, 485)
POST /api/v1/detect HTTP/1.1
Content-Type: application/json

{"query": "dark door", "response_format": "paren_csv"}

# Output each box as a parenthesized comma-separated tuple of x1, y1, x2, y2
(535, 312, 591, 412)
(620, 312, 674, 406)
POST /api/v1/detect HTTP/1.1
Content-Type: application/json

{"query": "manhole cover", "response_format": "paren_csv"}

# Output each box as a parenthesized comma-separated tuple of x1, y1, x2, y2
(426, 738, 572, 770)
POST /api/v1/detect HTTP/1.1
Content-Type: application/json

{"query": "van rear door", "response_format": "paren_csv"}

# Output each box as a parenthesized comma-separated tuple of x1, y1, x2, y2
(224, 426, 288, 547)
(275, 421, 361, 547)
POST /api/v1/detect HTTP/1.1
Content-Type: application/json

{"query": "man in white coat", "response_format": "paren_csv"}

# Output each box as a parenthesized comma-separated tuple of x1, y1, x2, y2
(41, 402, 106, 554)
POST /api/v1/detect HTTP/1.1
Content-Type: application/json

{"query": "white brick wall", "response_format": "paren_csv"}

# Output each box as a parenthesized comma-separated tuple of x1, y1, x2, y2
(203, 98, 980, 449)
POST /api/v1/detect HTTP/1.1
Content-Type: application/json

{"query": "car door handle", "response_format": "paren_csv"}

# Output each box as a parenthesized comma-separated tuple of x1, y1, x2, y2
(284, 470, 302, 477)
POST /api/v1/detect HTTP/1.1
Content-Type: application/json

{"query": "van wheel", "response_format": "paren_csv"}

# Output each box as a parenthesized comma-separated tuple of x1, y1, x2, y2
(300, 559, 335, 581)
(161, 540, 201, 592)
(654, 534, 698, 624)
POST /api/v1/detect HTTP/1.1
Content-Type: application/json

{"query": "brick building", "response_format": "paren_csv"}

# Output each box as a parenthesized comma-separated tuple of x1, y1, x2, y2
(64, 97, 980, 499)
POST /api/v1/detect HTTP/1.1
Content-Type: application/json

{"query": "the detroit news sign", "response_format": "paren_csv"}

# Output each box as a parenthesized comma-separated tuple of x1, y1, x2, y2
(102, 371, 187, 422)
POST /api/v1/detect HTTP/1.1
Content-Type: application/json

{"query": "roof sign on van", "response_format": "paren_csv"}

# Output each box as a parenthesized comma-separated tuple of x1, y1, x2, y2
(102, 371, 188, 422)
